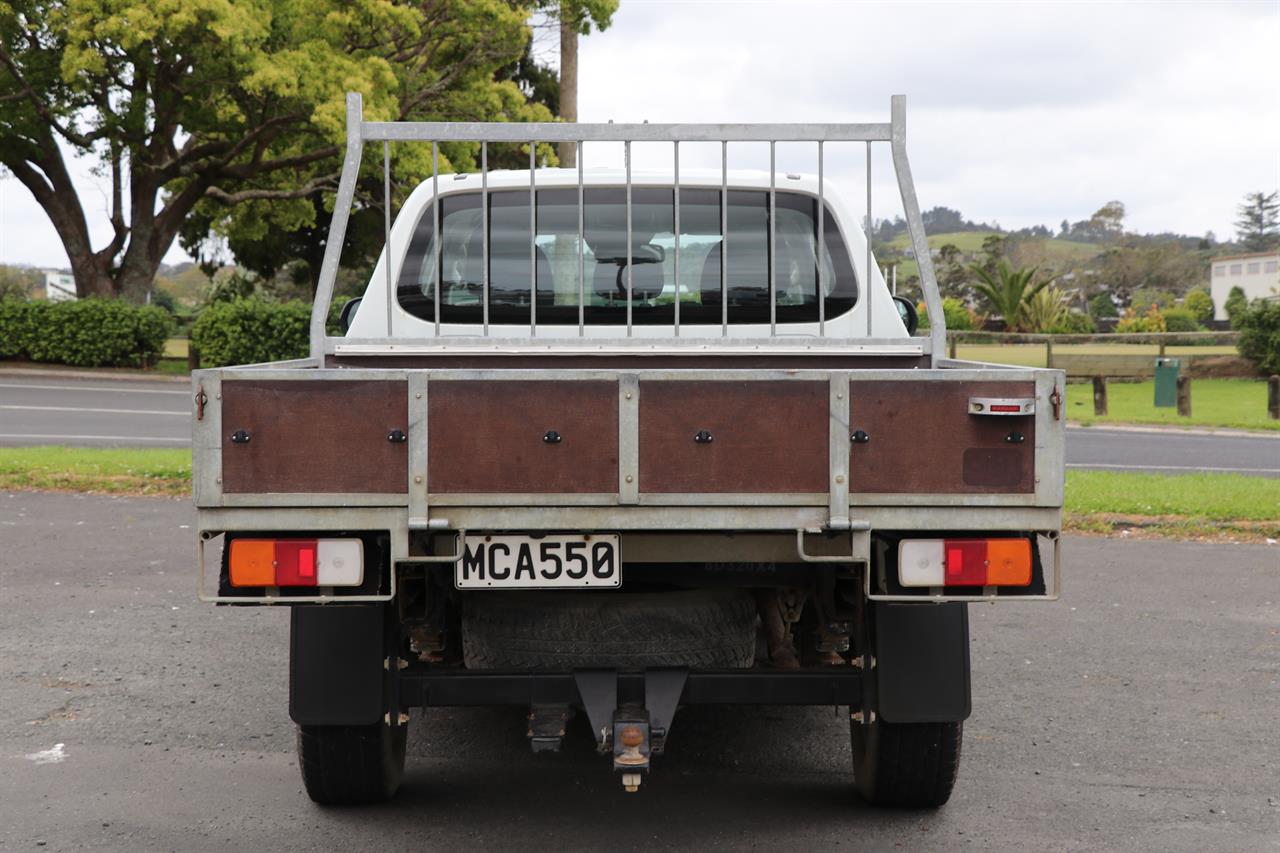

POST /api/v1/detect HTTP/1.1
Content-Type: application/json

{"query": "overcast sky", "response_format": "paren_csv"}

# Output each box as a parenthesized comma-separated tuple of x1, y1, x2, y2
(2, 0, 1277, 269)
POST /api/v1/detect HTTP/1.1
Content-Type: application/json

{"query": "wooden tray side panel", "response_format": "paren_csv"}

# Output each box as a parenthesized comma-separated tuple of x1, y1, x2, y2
(639, 381, 829, 493)
(849, 380, 1036, 494)
(221, 380, 408, 494)
(428, 381, 619, 494)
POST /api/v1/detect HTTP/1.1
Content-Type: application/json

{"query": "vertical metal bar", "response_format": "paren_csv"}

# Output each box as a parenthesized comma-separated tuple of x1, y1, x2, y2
(890, 95, 945, 363)
(673, 140, 680, 338)
(817, 140, 825, 336)
(530, 141, 537, 336)
(866, 141, 872, 337)
(769, 140, 776, 336)
(383, 140, 393, 337)
(625, 140, 633, 337)
(432, 141, 440, 335)
(720, 140, 728, 337)
(481, 141, 489, 335)
(311, 92, 363, 361)
(577, 140, 585, 337)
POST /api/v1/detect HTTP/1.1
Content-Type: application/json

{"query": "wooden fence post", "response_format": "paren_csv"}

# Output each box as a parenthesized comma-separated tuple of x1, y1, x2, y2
(949, 333, 957, 359)
(1092, 376, 1107, 416)
(1176, 375, 1191, 417)
(1269, 375, 1279, 420)
(1045, 338, 1053, 369)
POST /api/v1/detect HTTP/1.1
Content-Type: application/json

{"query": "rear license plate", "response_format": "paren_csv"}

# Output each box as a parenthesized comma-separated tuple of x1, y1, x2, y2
(455, 534, 621, 589)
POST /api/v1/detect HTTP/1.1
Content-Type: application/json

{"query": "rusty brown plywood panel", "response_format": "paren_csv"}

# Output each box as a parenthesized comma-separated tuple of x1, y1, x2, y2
(222, 380, 408, 494)
(640, 381, 828, 493)
(849, 380, 1036, 494)
(428, 381, 618, 493)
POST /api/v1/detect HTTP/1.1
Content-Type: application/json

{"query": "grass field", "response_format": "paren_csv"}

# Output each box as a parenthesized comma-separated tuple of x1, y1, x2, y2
(884, 231, 1101, 282)
(1064, 470, 1279, 522)
(0, 447, 192, 495)
(3, 448, 1276, 538)
(1066, 378, 1279, 432)
(163, 338, 189, 358)
(956, 343, 1239, 368)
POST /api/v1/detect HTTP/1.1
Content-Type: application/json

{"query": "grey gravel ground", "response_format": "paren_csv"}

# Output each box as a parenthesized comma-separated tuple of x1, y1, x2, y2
(1, 491, 1277, 852)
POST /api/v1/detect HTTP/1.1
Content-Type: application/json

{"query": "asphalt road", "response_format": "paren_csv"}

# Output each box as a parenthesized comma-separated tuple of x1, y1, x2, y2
(0, 374, 191, 447)
(2, 371, 1278, 476)
(2, 492, 1277, 851)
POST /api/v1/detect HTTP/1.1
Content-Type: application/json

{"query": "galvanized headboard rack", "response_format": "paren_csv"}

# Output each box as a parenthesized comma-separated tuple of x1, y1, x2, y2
(309, 93, 946, 364)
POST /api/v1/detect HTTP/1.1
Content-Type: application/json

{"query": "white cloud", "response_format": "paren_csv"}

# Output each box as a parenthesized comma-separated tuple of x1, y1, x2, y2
(2, 0, 1277, 268)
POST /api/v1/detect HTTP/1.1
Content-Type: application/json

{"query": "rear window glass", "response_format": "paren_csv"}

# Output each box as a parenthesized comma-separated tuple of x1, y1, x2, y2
(396, 187, 858, 326)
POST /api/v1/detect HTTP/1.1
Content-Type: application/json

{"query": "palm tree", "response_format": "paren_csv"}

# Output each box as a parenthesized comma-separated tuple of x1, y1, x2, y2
(969, 261, 1051, 331)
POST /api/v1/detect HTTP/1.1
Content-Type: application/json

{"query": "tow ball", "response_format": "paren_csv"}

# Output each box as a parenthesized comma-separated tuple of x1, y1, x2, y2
(612, 707, 652, 792)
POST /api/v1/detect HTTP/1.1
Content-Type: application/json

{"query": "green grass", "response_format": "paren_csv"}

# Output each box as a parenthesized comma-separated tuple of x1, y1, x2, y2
(1065, 470, 1280, 525)
(885, 232, 1101, 282)
(0, 447, 192, 495)
(163, 337, 189, 358)
(1067, 378, 1279, 432)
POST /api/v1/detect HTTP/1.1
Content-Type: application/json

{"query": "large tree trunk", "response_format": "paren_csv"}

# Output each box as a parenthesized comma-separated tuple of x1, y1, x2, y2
(557, 7, 578, 168)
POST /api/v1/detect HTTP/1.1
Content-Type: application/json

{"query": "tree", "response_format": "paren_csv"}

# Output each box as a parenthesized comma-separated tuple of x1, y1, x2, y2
(1088, 292, 1118, 319)
(1224, 285, 1249, 327)
(968, 260, 1049, 331)
(537, 0, 617, 168)
(1234, 191, 1280, 252)
(1089, 200, 1126, 238)
(1182, 288, 1214, 326)
(1021, 285, 1068, 334)
(0, 1, 548, 300)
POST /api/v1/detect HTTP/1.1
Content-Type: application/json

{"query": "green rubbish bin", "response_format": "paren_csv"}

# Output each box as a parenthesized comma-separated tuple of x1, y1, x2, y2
(1154, 357, 1180, 408)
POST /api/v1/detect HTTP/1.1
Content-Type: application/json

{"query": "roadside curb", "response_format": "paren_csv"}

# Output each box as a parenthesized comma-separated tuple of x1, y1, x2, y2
(1066, 421, 1280, 439)
(0, 366, 188, 385)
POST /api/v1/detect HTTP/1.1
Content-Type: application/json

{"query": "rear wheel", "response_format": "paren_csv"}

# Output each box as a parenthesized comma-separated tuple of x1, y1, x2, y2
(850, 716, 962, 808)
(297, 721, 408, 805)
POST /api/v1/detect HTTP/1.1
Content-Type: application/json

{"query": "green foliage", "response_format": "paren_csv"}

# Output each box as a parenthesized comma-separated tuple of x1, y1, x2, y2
(191, 297, 312, 367)
(1047, 311, 1096, 335)
(968, 260, 1049, 331)
(1161, 307, 1201, 333)
(917, 297, 974, 331)
(1021, 285, 1069, 333)
(0, 298, 172, 366)
(1234, 191, 1280, 253)
(0, 264, 38, 300)
(1130, 288, 1176, 313)
(1116, 305, 1167, 333)
(1234, 300, 1280, 375)
(1088, 292, 1118, 319)
(1182, 288, 1214, 325)
(1224, 286, 1249, 327)
(1, 1, 565, 298)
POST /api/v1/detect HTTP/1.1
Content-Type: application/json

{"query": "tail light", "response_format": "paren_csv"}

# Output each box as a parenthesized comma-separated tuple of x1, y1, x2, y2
(228, 538, 363, 588)
(898, 538, 1032, 588)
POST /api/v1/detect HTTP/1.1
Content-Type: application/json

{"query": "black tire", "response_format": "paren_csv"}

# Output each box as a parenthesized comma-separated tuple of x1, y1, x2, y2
(850, 717, 962, 808)
(461, 589, 757, 670)
(297, 721, 408, 805)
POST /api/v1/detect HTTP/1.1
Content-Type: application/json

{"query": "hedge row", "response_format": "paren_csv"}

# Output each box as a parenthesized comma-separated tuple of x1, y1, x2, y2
(0, 298, 173, 367)
(190, 296, 345, 367)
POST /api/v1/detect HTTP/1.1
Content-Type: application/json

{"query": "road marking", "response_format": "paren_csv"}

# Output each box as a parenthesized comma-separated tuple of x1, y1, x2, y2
(0, 382, 188, 395)
(1067, 463, 1280, 474)
(0, 405, 187, 417)
(0, 433, 189, 443)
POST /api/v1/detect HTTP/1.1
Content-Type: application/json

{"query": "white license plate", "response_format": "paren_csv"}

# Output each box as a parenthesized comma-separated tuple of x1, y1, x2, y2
(455, 534, 621, 589)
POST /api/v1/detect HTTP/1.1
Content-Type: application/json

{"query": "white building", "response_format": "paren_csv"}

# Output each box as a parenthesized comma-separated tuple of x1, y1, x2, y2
(41, 270, 77, 302)
(1209, 252, 1280, 320)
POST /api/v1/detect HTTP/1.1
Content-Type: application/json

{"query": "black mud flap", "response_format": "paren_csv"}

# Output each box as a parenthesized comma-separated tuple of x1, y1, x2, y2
(874, 602, 970, 723)
(289, 604, 386, 726)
